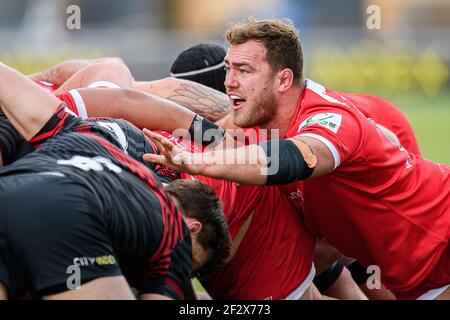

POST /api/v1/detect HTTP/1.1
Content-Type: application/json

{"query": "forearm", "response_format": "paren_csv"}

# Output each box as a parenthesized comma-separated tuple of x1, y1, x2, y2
(118, 91, 196, 133)
(0, 62, 61, 140)
(133, 77, 230, 122)
(195, 144, 268, 185)
(29, 57, 126, 87)
(77, 88, 195, 133)
(55, 58, 132, 94)
(28, 59, 92, 85)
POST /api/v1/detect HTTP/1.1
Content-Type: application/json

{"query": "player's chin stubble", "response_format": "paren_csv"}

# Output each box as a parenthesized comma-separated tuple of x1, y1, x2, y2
(232, 89, 277, 128)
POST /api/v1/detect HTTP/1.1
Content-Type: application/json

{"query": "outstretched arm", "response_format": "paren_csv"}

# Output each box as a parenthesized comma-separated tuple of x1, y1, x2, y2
(133, 77, 230, 122)
(74, 87, 238, 148)
(142, 129, 268, 185)
(75, 87, 196, 132)
(142, 131, 335, 186)
(0, 62, 62, 141)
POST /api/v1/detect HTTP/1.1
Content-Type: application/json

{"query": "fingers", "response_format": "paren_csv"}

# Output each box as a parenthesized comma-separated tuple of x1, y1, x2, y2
(143, 153, 169, 165)
(143, 153, 183, 168)
(143, 129, 173, 151)
(142, 128, 197, 171)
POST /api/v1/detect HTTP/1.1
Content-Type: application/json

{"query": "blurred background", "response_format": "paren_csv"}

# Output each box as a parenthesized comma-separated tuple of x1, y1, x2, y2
(0, 0, 449, 163)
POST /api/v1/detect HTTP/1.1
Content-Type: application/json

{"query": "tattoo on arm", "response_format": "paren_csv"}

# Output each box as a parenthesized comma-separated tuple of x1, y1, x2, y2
(166, 84, 230, 122)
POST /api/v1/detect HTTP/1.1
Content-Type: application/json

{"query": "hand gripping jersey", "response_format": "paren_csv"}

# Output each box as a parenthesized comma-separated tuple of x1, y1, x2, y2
(0, 106, 192, 299)
(280, 80, 450, 298)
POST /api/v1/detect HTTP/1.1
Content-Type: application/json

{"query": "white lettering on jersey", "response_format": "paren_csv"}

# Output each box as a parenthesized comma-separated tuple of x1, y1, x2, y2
(306, 80, 348, 107)
(57, 156, 122, 173)
(298, 113, 342, 134)
(96, 121, 129, 154)
(287, 188, 303, 201)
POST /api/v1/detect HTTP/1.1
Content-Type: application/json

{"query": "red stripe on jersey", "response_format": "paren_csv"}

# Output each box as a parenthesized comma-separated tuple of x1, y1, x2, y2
(75, 124, 93, 134)
(56, 92, 79, 116)
(30, 104, 69, 146)
(84, 132, 185, 278)
(166, 277, 184, 300)
(35, 81, 59, 93)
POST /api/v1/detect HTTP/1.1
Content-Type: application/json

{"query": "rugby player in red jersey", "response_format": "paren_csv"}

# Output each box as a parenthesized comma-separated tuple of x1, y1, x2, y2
(25, 43, 421, 299)
(143, 17, 450, 300)
(50, 87, 320, 300)
(1, 71, 322, 300)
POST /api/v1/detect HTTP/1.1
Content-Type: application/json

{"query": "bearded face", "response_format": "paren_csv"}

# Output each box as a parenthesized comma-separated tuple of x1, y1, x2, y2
(231, 80, 278, 128)
(225, 40, 279, 128)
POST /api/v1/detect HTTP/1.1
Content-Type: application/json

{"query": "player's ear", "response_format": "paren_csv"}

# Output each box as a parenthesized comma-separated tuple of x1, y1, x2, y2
(186, 217, 203, 235)
(277, 68, 294, 93)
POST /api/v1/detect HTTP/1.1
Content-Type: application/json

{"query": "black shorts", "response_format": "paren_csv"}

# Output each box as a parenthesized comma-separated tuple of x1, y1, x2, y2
(0, 173, 122, 299)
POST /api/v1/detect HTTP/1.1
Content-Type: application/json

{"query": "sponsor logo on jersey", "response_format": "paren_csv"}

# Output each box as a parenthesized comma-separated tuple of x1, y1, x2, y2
(287, 188, 303, 201)
(298, 113, 342, 134)
(73, 255, 117, 267)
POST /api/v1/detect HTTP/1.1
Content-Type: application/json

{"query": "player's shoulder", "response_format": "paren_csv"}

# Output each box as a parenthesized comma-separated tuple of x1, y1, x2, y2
(302, 80, 359, 113)
(294, 80, 369, 131)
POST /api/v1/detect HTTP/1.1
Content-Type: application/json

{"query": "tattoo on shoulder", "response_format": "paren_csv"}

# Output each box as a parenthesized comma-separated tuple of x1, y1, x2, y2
(166, 84, 230, 122)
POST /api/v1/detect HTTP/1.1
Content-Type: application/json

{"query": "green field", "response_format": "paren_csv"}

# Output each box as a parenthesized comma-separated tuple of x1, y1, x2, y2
(389, 93, 450, 164)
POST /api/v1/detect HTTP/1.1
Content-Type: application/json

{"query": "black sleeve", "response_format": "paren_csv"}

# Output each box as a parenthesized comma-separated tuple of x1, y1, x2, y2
(84, 118, 181, 183)
(29, 104, 83, 148)
(0, 111, 33, 165)
(140, 225, 192, 299)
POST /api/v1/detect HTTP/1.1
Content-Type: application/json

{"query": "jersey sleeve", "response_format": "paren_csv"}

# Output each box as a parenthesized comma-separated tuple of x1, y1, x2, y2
(140, 226, 192, 300)
(0, 111, 33, 165)
(295, 105, 362, 170)
(28, 104, 84, 148)
(56, 90, 88, 119)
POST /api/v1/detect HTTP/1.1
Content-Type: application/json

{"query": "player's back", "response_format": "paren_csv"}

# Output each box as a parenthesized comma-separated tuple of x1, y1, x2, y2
(341, 92, 421, 154)
(0, 106, 191, 294)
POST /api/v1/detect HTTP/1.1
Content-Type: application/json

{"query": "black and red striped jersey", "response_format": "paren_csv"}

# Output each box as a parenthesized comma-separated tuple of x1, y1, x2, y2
(0, 111, 33, 166)
(0, 105, 192, 299)
(0, 108, 168, 175)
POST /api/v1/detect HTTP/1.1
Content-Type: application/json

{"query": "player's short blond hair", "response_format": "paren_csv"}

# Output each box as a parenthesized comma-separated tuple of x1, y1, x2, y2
(225, 16, 304, 84)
